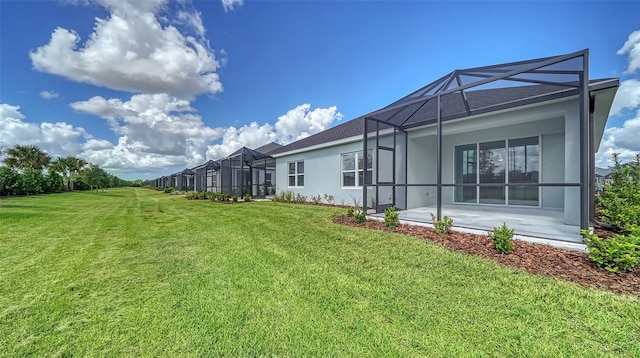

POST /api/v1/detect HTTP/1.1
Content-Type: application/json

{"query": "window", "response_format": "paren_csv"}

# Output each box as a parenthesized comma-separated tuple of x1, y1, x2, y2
(288, 161, 304, 187)
(508, 137, 539, 206)
(342, 150, 372, 187)
(454, 136, 539, 206)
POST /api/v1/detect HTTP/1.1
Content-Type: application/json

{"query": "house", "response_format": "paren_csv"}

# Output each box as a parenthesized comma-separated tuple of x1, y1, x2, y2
(269, 49, 618, 242)
(149, 142, 281, 197)
(594, 167, 612, 192)
(147, 49, 618, 243)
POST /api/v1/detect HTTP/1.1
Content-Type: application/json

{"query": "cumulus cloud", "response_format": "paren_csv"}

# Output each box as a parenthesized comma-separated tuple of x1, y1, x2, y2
(39, 90, 59, 99)
(618, 29, 640, 74)
(0, 103, 88, 158)
(274, 104, 343, 144)
(596, 109, 640, 167)
(206, 122, 277, 159)
(30, 0, 222, 99)
(598, 29, 640, 167)
(206, 103, 343, 159)
(221, 0, 243, 12)
(610, 79, 640, 116)
(2, 98, 342, 177)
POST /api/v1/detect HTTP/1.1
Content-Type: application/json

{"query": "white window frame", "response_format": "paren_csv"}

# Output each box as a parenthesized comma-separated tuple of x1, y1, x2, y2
(288, 160, 304, 188)
(341, 150, 372, 188)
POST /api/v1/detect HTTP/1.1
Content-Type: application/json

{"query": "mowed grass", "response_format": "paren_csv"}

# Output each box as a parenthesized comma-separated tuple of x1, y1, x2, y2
(1, 188, 639, 356)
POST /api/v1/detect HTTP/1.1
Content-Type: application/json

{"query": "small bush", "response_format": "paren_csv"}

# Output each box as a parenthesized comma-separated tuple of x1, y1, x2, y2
(164, 187, 175, 194)
(582, 228, 640, 273)
(295, 193, 307, 204)
(323, 194, 335, 205)
(384, 206, 399, 229)
(311, 195, 322, 205)
(346, 208, 354, 217)
(431, 213, 453, 236)
(599, 153, 640, 234)
(349, 195, 366, 223)
(185, 191, 200, 200)
(232, 194, 238, 202)
(488, 222, 515, 254)
(243, 193, 251, 202)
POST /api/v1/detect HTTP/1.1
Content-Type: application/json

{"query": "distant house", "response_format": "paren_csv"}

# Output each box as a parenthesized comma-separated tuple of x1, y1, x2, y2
(594, 167, 613, 192)
(148, 50, 619, 242)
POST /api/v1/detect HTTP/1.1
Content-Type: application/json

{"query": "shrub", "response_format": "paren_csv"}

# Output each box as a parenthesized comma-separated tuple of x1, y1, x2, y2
(164, 187, 175, 194)
(431, 213, 454, 236)
(369, 196, 377, 210)
(599, 153, 640, 234)
(295, 193, 307, 204)
(311, 195, 322, 205)
(346, 208, 354, 217)
(243, 193, 251, 202)
(323, 194, 335, 205)
(582, 228, 640, 273)
(350, 195, 366, 224)
(185, 191, 200, 200)
(384, 206, 399, 229)
(488, 222, 515, 254)
(232, 194, 238, 202)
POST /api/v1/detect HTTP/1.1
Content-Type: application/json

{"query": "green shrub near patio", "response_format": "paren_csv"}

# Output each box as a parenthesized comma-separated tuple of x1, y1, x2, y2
(1, 188, 639, 356)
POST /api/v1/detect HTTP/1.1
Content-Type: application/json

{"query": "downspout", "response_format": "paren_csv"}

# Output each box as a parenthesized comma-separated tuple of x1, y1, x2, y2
(363, 118, 368, 212)
(589, 91, 596, 225)
(437, 95, 443, 221)
(579, 50, 590, 231)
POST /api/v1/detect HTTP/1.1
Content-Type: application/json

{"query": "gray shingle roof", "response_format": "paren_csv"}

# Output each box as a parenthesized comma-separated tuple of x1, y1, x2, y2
(270, 79, 617, 156)
(254, 142, 283, 155)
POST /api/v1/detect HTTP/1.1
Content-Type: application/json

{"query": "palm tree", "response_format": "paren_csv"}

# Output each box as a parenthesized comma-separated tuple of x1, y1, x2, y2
(50, 157, 71, 191)
(67, 157, 88, 191)
(2, 144, 51, 172)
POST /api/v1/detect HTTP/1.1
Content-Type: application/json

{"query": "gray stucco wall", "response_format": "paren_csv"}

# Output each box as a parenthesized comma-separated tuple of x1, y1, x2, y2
(274, 98, 581, 224)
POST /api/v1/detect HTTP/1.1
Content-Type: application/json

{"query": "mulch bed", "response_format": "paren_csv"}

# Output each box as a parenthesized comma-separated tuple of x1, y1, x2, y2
(334, 215, 640, 297)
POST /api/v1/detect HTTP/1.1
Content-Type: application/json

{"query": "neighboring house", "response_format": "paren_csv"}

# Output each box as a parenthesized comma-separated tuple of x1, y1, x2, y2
(594, 167, 613, 192)
(150, 142, 281, 198)
(269, 49, 618, 238)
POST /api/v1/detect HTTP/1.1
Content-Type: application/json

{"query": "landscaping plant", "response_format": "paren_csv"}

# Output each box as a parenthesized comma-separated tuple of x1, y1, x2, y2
(598, 153, 640, 234)
(488, 222, 515, 254)
(384, 206, 399, 229)
(582, 227, 640, 273)
(243, 194, 251, 202)
(431, 213, 453, 236)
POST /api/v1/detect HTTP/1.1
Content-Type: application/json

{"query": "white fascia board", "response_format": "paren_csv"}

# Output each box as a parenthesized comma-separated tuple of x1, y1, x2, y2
(271, 135, 363, 158)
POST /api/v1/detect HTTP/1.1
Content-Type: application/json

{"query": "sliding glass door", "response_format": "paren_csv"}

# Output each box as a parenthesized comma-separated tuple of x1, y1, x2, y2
(454, 136, 539, 206)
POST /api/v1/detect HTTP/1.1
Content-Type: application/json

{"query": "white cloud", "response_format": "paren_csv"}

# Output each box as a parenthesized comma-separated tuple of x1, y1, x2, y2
(221, 0, 243, 12)
(610, 79, 640, 116)
(30, 0, 222, 99)
(617, 29, 640, 74)
(2, 99, 342, 177)
(596, 109, 640, 167)
(0, 103, 88, 158)
(275, 104, 343, 144)
(206, 122, 276, 159)
(39, 90, 60, 99)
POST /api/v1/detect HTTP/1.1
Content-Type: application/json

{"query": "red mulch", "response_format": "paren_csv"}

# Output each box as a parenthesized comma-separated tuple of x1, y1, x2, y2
(334, 215, 640, 297)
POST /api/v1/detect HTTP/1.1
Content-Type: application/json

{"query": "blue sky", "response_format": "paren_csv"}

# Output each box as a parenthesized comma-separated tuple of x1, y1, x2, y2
(1, 0, 639, 180)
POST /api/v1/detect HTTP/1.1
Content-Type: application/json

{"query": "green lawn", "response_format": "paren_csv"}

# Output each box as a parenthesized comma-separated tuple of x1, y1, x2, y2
(1, 188, 639, 356)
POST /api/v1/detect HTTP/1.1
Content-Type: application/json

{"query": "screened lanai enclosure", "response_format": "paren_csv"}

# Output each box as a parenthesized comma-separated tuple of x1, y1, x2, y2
(193, 160, 220, 192)
(219, 147, 276, 198)
(362, 49, 619, 234)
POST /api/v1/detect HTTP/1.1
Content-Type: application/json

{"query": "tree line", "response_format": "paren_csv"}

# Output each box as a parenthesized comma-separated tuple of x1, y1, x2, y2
(0, 144, 132, 196)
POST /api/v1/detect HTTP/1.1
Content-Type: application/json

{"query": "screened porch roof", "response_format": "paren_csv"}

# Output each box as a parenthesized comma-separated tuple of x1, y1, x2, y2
(364, 49, 616, 130)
